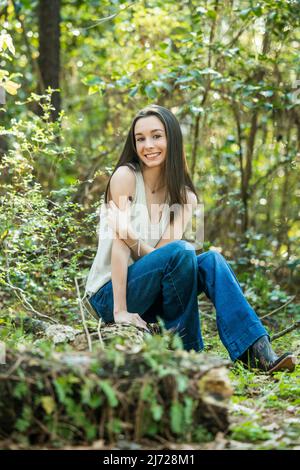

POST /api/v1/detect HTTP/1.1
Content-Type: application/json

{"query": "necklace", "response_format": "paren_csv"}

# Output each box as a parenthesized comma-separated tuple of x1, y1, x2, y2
(144, 181, 165, 194)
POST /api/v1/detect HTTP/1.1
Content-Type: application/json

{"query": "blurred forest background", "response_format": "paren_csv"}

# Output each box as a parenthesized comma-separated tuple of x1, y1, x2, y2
(0, 0, 300, 450)
(1, 0, 299, 321)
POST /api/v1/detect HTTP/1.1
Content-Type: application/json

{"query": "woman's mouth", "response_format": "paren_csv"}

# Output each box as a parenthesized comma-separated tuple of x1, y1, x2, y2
(145, 152, 161, 160)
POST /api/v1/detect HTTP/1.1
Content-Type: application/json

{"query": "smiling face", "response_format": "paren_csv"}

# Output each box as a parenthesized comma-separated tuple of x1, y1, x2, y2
(134, 115, 167, 169)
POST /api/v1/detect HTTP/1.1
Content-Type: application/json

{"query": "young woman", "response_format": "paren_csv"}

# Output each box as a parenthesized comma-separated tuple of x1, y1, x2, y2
(85, 104, 295, 373)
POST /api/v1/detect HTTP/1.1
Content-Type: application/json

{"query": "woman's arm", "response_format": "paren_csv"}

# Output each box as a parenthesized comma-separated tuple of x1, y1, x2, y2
(108, 166, 148, 330)
(155, 191, 198, 249)
(123, 227, 155, 260)
(111, 236, 148, 330)
(111, 236, 131, 315)
(123, 190, 198, 259)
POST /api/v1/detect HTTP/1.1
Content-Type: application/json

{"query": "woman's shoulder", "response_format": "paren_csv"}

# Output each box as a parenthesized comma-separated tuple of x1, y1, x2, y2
(184, 186, 198, 208)
(110, 164, 137, 184)
(108, 164, 137, 201)
(114, 163, 136, 175)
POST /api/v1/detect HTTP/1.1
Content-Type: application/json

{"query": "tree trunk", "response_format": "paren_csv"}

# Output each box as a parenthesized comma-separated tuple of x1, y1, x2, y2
(241, 31, 270, 233)
(38, 0, 61, 121)
(242, 111, 258, 232)
(190, 0, 219, 179)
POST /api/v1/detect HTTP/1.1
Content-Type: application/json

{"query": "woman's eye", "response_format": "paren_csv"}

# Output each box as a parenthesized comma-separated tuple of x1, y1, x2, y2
(136, 135, 161, 142)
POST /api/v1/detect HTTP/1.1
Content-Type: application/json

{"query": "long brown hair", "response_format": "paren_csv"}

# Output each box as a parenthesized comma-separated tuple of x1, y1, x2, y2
(104, 105, 198, 221)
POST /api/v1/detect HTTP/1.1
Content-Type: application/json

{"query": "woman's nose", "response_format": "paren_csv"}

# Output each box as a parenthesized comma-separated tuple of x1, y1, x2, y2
(144, 138, 155, 148)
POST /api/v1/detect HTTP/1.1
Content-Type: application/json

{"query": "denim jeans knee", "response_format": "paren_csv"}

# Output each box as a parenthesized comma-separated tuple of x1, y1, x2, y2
(166, 239, 196, 253)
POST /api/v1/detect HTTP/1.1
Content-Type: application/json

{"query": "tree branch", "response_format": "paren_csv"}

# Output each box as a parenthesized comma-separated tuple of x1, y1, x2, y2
(250, 157, 294, 194)
(4, 254, 58, 324)
(271, 321, 300, 341)
(260, 296, 296, 320)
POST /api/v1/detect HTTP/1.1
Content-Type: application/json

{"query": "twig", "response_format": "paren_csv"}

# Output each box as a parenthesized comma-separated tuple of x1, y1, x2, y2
(82, 3, 134, 30)
(0, 356, 24, 379)
(34, 417, 57, 439)
(198, 300, 215, 321)
(7, 282, 58, 324)
(97, 318, 104, 350)
(4, 267, 58, 324)
(224, 18, 255, 49)
(271, 321, 300, 341)
(260, 296, 296, 320)
(250, 157, 295, 194)
(75, 277, 92, 352)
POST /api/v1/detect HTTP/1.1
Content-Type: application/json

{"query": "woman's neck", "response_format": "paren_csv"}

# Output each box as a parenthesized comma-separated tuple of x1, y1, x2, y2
(141, 164, 165, 193)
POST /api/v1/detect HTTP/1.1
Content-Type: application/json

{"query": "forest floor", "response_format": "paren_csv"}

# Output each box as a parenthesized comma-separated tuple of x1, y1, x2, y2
(189, 320, 300, 450)
(0, 304, 299, 451)
(114, 328, 300, 451)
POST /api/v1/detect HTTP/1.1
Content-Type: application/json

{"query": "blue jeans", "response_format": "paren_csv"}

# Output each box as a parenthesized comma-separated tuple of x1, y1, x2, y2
(89, 240, 268, 361)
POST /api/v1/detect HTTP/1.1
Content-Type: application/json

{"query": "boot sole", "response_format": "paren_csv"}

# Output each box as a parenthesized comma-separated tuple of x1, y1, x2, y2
(267, 354, 297, 374)
(82, 297, 100, 321)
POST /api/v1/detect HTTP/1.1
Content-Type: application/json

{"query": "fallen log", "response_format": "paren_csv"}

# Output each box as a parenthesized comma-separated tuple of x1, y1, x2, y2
(0, 339, 233, 447)
(11, 315, 162, 350)
(12, 316, 80, 344)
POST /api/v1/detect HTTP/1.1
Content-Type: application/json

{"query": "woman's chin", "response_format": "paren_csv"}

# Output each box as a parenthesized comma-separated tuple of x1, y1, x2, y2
(141, 158, 165, 168)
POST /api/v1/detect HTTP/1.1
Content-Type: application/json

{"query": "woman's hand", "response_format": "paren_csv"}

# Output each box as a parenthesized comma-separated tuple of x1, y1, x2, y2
(107, 198, 132, 239)
(114, 310, 150, 332)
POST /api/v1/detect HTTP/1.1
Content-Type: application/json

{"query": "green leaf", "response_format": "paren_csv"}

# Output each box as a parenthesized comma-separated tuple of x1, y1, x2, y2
(54, 378, 66, 402)
(159, 42, 169, 50)
(3, 79, 21, 95)
(260, 90, 274, 97)
(183, 397, 194, 427)
(41, 395, 56, 415)
(199, 68, 221, 77)
(99, 380, 118, 407)
(152, 80, 172, 92)
(13, 381, 28, 399)
(0, 69, 9, 80)
(129, 86, 138, 97)
(115, 76, 131, 87)
(175, 76, 194, 85)
(239, 8, 252, 18)
(151, 402, 163, 421)
(145, 84, 157, 100)
(15, 406, 32, 432)
(157, 51, 169, 59)
(207, 9, 217, 20)
(170, 401, 183, 435)
(88, 85, 100, 95)
(196, 7, 207, 15)
(0, 33, 15, 55)
(141, 383, 153, 401)
(176, 374, 188, 393)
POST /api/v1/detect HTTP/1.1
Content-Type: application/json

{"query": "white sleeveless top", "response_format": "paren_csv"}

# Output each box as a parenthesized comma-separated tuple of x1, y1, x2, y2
(85, 162, 171, 297)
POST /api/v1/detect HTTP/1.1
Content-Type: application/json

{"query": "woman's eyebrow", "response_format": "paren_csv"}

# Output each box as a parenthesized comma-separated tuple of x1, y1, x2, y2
(135, 129, 164, 136)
